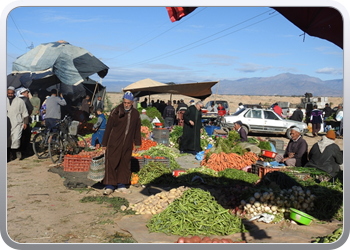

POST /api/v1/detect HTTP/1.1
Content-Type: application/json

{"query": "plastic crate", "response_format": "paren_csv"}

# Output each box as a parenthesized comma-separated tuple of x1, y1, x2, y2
(259, 166, 280, 178)
(204, 126, 221, 136)
(251, 164, 260, 175)
(63, 155, 92, 172)
(144, 157, 170, 168)
(87, 154, 105, 182)
(130, 157, 145, 172)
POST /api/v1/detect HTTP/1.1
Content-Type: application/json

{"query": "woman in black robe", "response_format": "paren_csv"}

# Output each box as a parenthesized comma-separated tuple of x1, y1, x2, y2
(181, 101, 204, 155)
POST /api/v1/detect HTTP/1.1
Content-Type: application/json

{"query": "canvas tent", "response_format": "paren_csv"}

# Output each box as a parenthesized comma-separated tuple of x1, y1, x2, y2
(123, 78, 218, 100)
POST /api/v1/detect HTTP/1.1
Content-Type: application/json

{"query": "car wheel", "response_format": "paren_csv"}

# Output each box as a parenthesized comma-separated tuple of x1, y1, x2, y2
(242, 125, 249, 135)
(286, 128, 292, 139)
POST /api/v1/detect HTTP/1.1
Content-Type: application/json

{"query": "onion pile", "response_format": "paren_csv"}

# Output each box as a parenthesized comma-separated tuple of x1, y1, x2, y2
(130, 186, 190, 215)
(239, 186, 316, 218)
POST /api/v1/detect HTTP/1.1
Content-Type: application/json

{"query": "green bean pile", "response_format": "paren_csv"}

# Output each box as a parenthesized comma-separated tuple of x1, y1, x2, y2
(146, 188, 247, 236)
(313, 227, 343, 243)
(138, 162, 174, 185)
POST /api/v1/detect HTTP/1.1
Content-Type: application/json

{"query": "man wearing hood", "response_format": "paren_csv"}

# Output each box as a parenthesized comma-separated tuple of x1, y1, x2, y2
(7, 86, 29, 161)
(101, 91, 141, 195)
(304, 130, 343, 177)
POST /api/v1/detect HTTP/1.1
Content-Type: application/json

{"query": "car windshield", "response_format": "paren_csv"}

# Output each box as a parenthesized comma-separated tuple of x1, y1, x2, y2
(231, 108, 246, 116)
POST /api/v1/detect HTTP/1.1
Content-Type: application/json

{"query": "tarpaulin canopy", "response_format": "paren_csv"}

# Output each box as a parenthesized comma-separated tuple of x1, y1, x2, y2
(11, 40, 109, 86)
(165, 7, 343, 49)
(123, 78, 218, 100)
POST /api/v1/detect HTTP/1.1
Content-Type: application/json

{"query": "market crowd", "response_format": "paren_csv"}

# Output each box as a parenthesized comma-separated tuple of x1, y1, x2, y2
(7, 87, 343, 195)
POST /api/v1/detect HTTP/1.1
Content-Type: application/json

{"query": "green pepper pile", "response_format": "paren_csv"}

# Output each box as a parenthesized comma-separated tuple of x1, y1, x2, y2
(312, 227, 343, 243)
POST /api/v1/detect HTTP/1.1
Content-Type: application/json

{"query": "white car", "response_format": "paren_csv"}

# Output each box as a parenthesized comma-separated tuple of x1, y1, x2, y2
(222, 108, 309, 139)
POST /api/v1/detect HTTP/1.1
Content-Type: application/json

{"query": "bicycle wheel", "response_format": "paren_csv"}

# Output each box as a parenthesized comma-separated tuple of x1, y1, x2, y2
(48, 132, 63, 164)
(64, 134, 87, 155)
(32, 132, 49, 159)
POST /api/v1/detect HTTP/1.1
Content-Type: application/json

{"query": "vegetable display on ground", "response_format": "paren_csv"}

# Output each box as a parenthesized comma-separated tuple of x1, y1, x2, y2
(146, 188, 247, 236)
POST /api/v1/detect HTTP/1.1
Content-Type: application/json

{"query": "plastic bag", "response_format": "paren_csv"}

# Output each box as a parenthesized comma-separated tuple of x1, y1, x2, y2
(269, 142, 277, 153)
(336, 111, 343, 121)
(195, 151, 205, 161)
(152, 117, 161, 123)
(206, 144, 213, 150)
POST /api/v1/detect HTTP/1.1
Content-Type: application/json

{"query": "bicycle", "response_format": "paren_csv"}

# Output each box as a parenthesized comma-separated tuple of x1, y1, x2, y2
(47, 115, 88, 164)
(32, 125, 56, 159)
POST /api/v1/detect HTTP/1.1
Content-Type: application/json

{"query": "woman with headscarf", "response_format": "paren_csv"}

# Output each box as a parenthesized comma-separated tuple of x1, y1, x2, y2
(101, 91, 141, 195)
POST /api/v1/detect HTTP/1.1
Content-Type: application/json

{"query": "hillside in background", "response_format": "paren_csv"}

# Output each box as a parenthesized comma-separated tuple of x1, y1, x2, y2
(105, 73, 343, 97)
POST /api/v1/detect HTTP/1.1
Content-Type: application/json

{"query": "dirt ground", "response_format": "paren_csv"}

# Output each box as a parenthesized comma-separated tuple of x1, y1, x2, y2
(6, 126, 343, 246)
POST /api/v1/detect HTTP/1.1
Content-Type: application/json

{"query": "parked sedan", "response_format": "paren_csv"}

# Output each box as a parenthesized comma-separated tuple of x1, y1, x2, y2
(222, 108, 309, 139)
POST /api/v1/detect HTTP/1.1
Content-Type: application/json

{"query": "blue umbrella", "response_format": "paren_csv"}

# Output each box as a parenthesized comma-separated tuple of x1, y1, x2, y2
(11, 40, 109, 86)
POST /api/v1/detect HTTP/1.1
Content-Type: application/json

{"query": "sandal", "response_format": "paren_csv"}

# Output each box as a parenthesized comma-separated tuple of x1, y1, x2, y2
(103, 188, 114, 195)
(115, 188, 132, 194)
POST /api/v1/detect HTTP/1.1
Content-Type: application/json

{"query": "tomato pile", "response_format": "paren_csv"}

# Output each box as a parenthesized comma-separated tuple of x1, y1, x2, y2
(65, 149, 105, 159)
(133, 138, 157, 151)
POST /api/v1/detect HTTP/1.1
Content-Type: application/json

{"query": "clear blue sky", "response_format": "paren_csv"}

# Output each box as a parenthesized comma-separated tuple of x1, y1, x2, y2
(6, 6, 344, 92)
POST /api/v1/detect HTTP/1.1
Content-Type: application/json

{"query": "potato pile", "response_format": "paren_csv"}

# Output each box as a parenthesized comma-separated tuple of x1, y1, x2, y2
(130, 186, 190, 215)
(239, 185, 316, 219)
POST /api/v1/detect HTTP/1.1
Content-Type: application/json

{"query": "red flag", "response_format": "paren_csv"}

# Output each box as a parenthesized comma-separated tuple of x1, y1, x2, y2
(166, 7, 197, 22)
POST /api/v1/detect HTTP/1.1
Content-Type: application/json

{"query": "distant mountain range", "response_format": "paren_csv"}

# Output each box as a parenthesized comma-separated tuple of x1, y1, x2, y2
(107, 73, 343, 97)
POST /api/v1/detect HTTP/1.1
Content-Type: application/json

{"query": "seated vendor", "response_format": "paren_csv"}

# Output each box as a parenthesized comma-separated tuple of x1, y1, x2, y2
(304, 130, 343, 177)
(90, 108, 106, 149)
(274, 127, 308, 166)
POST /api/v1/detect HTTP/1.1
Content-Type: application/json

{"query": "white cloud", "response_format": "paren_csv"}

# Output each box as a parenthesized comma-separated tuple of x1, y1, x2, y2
(315, 67, 343, 75)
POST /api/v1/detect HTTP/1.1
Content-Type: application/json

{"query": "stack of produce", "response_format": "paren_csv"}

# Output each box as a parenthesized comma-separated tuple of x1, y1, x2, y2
(312, 227, 343, 243)
(175, 236, 246, 243)
(130, 173, 139, 185)
(133, 138, 157, 151)
(238, 185, 316, 220)
(75, 148, 105, 158)
(143, 155, 166, 159)
(169, 125, 183, 148)
(78, 122, 94, 135)
(141, 144, 181, 169)
(137, 162, 175, 185)
(141, 126, 150, 138)
(129, 186, 190, 214)
(201, 151, 259, 171)
(147, 188, 247, 236)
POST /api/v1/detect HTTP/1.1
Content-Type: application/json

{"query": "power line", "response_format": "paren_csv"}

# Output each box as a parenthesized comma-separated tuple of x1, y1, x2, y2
(122, 10, 276, 67)
(105, 7, 207, 61)
(7, 39, 26, 52)
(9, 13, 29, 48)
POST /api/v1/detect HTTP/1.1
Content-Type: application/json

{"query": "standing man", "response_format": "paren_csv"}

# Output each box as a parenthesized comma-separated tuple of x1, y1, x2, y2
(310, 105, 323, 137)
(101, 91, 141, 195)
(81, 95, 91, 115)
(93, 96, 104, 114)
(7, 86, 29, 161)
(233, 120, 247, 142)
(273, 103, 282, 116)
(189, 99, 195, 106)
(163, 101, 176, 127)
(289, 106, 304, 122)
(141, 98, 148, 109)
(17, 88, 33, 155)
(322, 103, 333, 132)
(274, 127, 308, 167)
(90, 108, 107, 150)
(217, 103, 226, 116)
(176, 98, 188, 112)
(30, 91, 41, 122)
(45, 89, 67, 131)
(181, 101, 204, 155)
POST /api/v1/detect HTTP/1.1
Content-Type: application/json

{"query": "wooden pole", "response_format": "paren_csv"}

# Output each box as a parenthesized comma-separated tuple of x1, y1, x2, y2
(91, 81, 99, 107)
(214, 80, 220, 104)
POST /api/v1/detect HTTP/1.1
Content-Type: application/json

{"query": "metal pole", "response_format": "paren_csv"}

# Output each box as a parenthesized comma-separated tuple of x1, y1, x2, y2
(214, 80, 220, 104)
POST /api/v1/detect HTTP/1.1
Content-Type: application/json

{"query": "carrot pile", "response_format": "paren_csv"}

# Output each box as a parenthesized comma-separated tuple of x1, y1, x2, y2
(201, 151, 259, 171)
(133, 138, 157, 151)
